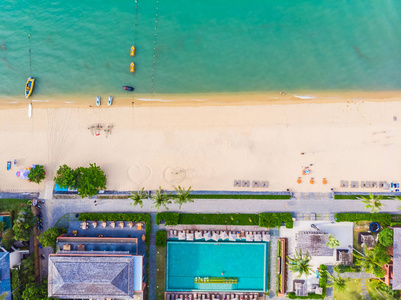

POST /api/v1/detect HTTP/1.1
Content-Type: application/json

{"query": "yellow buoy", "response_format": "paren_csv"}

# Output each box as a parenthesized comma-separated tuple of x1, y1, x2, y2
(130, 62, 135, 73)
(130, 46, 135, 57)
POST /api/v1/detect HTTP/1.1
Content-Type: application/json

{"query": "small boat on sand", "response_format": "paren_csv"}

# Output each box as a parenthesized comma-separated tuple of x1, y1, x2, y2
(25, 77, 35, 98)
(130, 46, 135, 57)
(123, 86, 134, 91)
(130, 62, 135, 73)
(96, 96, 101, 106)
(108, 96, 113, 106)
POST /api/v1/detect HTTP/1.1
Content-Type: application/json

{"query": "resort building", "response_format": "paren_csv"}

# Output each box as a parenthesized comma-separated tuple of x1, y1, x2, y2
(48, 236, 145, 300)
(392, 228, 401, 290)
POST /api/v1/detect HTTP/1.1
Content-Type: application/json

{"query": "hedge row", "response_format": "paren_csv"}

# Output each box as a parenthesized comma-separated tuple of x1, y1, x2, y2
(156, 213, 179, 226)
(156, 213, 293, 228)
(335, 213, 391, 225)
(259, 213, 293, 229)
(187, 194, 291, 200)
(78, 213, 151, 247)
(179, 214, 258, 225)
(156, 230, 167, 247)
(334, 195, 394, 200)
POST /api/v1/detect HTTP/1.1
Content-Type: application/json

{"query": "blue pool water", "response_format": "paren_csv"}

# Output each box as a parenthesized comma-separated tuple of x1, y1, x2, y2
(166, 241, 268, 292)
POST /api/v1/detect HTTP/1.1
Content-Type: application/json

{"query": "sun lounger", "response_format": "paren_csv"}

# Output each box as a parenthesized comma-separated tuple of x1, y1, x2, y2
(187, 233, 194, 241)
(178, 231, 186, 240)
(351, 181, 358, 188)
(361, 181, 368, 188)
(254, 233, 262, 241)
(242, 180, 250, 187)
(262, 232, 270, 242)
(246, 233, 254, 241)
(167, 294, 171, 300)
(340, 180, 348, 188)
(229, 233, 236, 241)
(372, 181, 378, 188)
(261, 181, 269, 188)
(92, 221, 97, 228)
(234, 180, 241, 187)
(212, 295, 215, 300)
(252, 181, 260, 188)
(195, 231, 203, 240)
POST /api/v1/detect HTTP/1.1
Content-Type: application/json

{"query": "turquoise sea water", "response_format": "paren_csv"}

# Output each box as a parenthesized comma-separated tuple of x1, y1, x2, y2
(1, 0, 401, 98)
(166, 241, 267, 291)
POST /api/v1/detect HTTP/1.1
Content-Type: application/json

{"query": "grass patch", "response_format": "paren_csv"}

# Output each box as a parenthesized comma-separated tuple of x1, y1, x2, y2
(156, 247, 166, 300)
(334, 195, 394, 200)
(334, 279, 364, 300)
(187, 194, 290, 199)
(0, 198, 29, 213)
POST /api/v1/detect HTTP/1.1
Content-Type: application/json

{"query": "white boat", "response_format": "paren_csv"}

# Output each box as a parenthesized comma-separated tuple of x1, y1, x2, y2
(108, 96, 113, 106)
(96, 96, 101, 106)
(28, 103, 32, 118)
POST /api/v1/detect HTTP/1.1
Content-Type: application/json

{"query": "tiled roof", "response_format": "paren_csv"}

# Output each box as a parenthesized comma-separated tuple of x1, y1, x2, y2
(393, 228, 401, 290)
(48, 255, 135, 299)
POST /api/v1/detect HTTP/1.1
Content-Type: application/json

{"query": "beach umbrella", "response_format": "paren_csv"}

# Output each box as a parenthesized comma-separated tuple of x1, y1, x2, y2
(178, 231, 186, 240)
(229, 233, 236, 241)
(212, 232, 219, 241)
(187, 233, 194, 241)
(220, 231, 228, 240)
(195, 231, 203, 240)
(254, 233, 262, 242)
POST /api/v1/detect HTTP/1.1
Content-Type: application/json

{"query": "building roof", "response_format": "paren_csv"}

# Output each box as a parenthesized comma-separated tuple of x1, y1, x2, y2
(296, 232, 334, 256)
(48, 254, 138, 299)
(0, 252, 11, 300)
(393, 228, 401, 290)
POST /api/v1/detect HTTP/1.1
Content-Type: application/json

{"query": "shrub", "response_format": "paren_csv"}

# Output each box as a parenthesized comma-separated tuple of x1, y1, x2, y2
(334, 213, 391, 225)
(378, 228, 394, 247)
(373, 244, 391, 264)
(334, 264, 361, 273)
(156, 213, 179, 225)
(2, 228, 15, 250)
(78, 213, 151, 247)
(27, 165, 46, 184)
(38, 227, 67, 251)
(156, 230, 167, 247)
(0, 221, 5, 233)
(13, 208, 34, 242)
(258, 213, 293, 228)
(178, 213, 258, 225)
(319, 264, 327, 296)
(77, 163, 107, 198)
(287, 293, 324, 299)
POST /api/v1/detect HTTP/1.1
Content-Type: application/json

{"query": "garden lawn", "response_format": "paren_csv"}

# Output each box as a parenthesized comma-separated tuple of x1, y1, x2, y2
(0, 199, 29, 213)
(156, 247, 166, 300)
(366, 280, 399, 300)
(333, 279, 363, 300)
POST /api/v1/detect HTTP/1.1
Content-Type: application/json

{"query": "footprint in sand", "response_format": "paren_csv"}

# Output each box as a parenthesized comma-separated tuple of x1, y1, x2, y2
(164, 167, 186, 185)
(128, 164, 152, 186)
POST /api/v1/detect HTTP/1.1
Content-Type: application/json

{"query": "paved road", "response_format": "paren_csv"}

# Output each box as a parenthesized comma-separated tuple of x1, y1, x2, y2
(43, 197, 401, 228)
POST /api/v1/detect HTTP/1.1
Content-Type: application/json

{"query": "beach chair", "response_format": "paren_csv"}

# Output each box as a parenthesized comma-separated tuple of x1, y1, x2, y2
(361, 181, 367, 188)
(167, 294, 171, 300)
(261, 181, 269, 188)
(351, 181, 358, 188)
(234, 180, 241, 187)
(372, 181, 378, 188)
(252, 181, 260, 188)
(242, 180, 250, 187)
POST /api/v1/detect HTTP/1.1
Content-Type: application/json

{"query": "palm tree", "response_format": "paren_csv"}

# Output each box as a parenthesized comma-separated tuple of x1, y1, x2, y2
(174, 186, 194, 209)
(326, 234, 340, 249)
(392, 196, 401, 210)
(151, 187, 172, 211)
(0, 293, 7, 300)
(353, 247, 382, 274)
(129, 187, 147, 208)
(358, 193, 383, 213)
(286, 249, 312, 278)
(326, 271, 349, 292)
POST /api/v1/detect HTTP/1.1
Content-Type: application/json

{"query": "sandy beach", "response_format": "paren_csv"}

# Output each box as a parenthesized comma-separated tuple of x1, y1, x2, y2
(0, 93, 400, 194)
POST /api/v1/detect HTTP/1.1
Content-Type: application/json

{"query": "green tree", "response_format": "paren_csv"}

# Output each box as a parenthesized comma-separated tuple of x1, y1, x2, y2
(27, 165, 46, 184)
(354, 247, 383, 276)
(151, 187, 172, 212)
(76, 163, 107, 198)
(1, 228, 14, 250)
(54, 164, 79, 189)
(174, 186, 194, 209)
(373, 244, 391, 265)
(129, 188, 147, 208)
(13, 208, 34, 241)
(0, 221, 5, 233)
(22, 281, 50, 300)
(286, 249, 313, 278)
(358, 193, 383, 213)
(378, 228, 394, 247)
(326, 271, 349, 292)
(326, 234, 340, 249)
(38, 227, 67, 251)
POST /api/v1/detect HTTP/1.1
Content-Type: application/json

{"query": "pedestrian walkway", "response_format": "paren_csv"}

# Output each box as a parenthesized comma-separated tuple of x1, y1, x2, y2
(148, 213, 162, 300)
(360, 279, 371, 300)
(268, 229, 279, 299)
(341, 272, 373, 279)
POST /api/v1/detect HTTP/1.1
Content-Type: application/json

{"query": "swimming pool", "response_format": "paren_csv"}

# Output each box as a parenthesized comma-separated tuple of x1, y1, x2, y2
(166, 241, 268, 292)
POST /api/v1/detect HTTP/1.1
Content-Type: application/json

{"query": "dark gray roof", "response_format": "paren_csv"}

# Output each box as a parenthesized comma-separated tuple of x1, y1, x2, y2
(393, 228, 401, 290)
(0, 252, 11, 300)
(48, 255, 135, 299)
(296, 232, 333, 256)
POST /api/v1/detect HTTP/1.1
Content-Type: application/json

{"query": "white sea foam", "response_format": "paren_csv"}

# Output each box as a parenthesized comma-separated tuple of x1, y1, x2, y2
(293, 95, 316, 99)
(7, 101, 19, 104)
(32, 99, 53, 102)
(65, 101, 75, 103)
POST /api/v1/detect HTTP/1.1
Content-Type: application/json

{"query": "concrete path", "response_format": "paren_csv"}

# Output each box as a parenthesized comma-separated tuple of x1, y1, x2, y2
(148, 213, 161, 300)
(268, 229, 279, 299)
(360, 279, 371, 300)
(341, 272, 373, 279)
